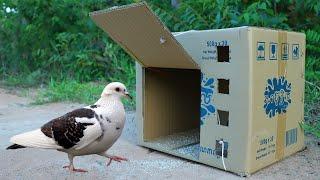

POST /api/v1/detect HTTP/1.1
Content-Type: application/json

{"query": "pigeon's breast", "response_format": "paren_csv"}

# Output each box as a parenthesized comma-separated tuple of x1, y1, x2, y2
(70, 103, 126, 155)
(71, 120, 124, 155)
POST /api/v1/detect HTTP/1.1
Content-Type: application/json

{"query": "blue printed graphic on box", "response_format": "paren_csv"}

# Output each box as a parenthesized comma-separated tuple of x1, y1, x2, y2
(269, 43, 277, 60)
(257, 42, 265, 60)
(292, 44, 299, 60)
(281, 43, 288, 60)
(264, 77, 292, 118)
(200, 73, 215, 126)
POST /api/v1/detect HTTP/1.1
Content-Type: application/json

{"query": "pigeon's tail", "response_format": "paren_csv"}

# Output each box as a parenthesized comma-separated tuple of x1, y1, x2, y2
(10, 129, 62, 149)
(6, 144, 26, 150)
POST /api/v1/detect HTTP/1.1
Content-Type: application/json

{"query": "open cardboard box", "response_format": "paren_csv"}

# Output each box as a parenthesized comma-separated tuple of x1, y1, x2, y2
(91, 2, 305, 176)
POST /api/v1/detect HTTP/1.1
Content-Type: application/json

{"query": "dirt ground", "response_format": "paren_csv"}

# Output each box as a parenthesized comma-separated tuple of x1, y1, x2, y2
(0, 88, 319, 180)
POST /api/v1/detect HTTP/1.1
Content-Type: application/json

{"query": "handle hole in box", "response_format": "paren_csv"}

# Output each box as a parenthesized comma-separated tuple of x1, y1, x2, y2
(217, 109, 229, 126)
(217, 46, 230, 62)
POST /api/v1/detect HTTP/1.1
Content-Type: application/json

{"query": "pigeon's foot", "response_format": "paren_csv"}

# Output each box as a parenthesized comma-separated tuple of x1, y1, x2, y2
(63, 165, 88, 173)
(107, 155, 128, 166)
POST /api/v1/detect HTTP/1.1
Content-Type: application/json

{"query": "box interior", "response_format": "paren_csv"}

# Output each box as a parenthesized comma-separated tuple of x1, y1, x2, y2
(143, 68, 201, 160)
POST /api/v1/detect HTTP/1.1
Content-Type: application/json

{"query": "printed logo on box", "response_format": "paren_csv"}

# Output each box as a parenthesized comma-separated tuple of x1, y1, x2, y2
(269, 43, 277, 60)
(200, 72, 215, 126)
(257, 42, 265, 61)
(281, 43, 289, 60)
(292, 44, 299, 60)
(264, 77, 292, 118)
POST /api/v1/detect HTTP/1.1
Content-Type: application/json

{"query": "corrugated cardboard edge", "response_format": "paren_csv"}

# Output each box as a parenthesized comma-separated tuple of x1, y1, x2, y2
(136, 62, 144, 145)
(89, 2, 199, 69)
(246, 26, 255, 176)
(247, 26, 305, 36)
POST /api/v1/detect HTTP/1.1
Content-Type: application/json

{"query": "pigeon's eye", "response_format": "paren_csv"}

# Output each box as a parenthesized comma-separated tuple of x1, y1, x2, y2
(115, 87, 120, 92)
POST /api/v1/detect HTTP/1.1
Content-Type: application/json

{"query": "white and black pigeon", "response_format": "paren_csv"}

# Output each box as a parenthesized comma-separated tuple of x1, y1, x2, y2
(6, 82, 132, 172)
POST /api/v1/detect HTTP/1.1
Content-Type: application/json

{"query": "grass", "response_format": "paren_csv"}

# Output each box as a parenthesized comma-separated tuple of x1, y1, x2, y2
(34, 79, 105, 105)
(303, 81, 320, 138)
(300, 121, 320, 138)
(1, 52, 136, 109)
(3, 70, 44, 87)
(33, 79, 135, 110)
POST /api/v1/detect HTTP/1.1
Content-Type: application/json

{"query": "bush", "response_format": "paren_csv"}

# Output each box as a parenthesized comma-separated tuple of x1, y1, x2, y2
(0, 0, 133, 83)
(0, 0, 319, 134)
(1, 0, 319, 87)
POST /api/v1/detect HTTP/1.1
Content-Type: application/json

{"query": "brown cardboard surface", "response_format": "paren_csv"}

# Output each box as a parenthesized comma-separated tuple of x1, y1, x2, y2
(275, 31, 288, 160)
(182, 27, 252, 175)
(144, 68, 200, 141)
(136, 26, 304, 175)
(250, 28, 305, 174)
(90, 3, 198, 69)
(90, 3, 305, 175)
(275, 114, 286, 160)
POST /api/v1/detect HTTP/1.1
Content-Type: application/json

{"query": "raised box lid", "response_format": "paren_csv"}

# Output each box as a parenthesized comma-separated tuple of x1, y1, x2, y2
(90, 2, 199, 69)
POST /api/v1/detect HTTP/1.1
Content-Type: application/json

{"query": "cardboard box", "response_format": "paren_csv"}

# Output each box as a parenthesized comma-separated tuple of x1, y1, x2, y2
(90, 2, 305, 176)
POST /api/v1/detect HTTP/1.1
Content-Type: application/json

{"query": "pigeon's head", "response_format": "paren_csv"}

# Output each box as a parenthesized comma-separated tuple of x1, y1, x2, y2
(102, 82, 132, 99)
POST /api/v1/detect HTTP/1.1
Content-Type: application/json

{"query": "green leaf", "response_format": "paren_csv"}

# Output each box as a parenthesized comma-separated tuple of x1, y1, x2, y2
(259, 2, 267, 10)
(244, 13, 250, 24)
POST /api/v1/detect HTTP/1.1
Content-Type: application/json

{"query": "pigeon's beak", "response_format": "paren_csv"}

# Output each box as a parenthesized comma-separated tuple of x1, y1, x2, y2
(125, 92, 132, 100)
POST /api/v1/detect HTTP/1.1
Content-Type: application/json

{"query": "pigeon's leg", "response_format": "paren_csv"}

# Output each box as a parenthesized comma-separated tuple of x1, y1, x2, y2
(99, 152, 128, 166)
(63, 154, 88, 172)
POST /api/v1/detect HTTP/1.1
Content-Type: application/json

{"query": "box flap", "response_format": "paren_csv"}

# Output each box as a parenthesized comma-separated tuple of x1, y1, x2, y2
(90, 2, 199, 69)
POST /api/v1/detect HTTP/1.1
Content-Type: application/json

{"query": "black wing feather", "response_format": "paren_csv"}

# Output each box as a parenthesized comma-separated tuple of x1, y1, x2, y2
(41, 108, 96, 149)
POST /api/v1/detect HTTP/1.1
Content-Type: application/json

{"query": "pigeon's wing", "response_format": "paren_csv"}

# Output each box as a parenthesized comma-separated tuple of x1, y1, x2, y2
(10, 107, 103, 150)
(40, 108, 103, 150)
(10, 129, 63, 149)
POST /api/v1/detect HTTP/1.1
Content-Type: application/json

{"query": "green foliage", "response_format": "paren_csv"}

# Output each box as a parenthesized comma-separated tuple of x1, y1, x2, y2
(304, 27, 320, 137)
(0, 0, 319, 135)
(4, 69, 43, 87)
(0, 0, 136, 109)
(300, 121, 320, 138)
(0, 0, 133, 83)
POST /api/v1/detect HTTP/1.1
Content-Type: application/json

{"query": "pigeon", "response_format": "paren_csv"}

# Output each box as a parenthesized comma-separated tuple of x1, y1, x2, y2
(6, 82, 132, 172)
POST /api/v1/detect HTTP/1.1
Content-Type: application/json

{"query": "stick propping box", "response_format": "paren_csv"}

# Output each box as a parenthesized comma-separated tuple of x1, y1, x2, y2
(90, 2, 305, 176)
